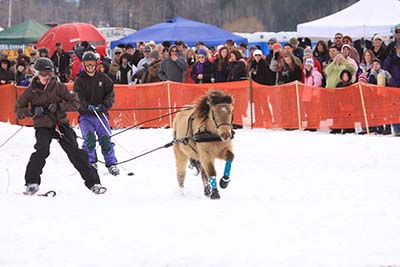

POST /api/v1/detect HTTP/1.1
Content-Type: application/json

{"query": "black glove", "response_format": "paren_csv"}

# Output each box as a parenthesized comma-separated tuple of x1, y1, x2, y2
(32, 106, 44, 116)
(96, 104, 106, 112)
(16, 111, 26, 120)
(48, 103, 60, 113)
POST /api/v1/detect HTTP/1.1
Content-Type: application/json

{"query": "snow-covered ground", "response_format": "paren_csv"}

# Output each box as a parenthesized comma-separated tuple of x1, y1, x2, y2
(0, 122, 400, 267)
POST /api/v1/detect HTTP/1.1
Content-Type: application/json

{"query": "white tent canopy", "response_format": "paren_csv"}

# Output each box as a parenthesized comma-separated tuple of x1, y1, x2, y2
(297, 0, 400, 39)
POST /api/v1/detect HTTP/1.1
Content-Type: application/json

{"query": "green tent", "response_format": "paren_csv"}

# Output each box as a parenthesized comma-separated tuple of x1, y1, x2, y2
(0, 20, 50, 45)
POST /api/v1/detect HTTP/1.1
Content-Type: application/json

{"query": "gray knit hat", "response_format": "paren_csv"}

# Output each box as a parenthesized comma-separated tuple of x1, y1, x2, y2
(149, 50, 159, 60)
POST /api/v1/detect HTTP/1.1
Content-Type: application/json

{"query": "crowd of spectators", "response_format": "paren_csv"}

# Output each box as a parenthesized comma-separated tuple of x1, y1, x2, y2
(2, 24, 400, 135)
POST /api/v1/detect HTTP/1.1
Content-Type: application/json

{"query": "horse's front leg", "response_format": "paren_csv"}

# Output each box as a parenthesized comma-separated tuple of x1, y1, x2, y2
(220, 150, 234, 189)
(200, 158, 220, 200)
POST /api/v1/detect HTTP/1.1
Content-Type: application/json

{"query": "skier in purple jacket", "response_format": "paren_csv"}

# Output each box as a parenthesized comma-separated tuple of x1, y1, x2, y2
(74, 52, 120, 176)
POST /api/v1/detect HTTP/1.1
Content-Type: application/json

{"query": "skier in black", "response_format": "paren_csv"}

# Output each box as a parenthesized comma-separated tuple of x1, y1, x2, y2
(14, 57, 106, 195)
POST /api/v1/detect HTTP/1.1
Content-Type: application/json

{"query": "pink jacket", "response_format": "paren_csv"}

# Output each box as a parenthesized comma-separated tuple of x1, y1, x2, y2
(304, 69, 322, 87)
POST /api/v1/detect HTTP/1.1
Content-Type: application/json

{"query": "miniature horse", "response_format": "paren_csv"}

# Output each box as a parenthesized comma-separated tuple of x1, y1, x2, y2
(172, 90, 234, 199)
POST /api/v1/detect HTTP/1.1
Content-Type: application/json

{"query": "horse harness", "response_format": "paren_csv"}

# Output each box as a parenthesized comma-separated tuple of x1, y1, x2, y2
(174, 110, 235, 154)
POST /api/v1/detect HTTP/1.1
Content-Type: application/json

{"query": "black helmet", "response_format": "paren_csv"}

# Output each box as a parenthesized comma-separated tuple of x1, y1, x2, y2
(82, 52, 97, 62)
(34, 57, 54, 72)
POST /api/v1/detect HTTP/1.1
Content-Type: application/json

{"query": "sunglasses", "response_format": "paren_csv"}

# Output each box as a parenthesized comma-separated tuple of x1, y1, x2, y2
(114, 52, 121, 55)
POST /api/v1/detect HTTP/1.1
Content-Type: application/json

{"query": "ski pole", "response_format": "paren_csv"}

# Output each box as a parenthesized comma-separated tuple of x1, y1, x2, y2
(0, 125, 23, 150)
(93, 110, 112, 136)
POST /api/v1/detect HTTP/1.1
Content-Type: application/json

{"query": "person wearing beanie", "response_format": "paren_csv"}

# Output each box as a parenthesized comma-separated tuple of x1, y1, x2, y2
(268, 42, 287, 85)
(289, 37, 304, 62)
(305, 58, 314, 68)
(191, 48, 214, 83)
(15, 62, 27, 85)
(303, 57, 322, 86)
(249, 49, 269, 85)
(302, 46, 322, 83)
(371, 35, 388, 63)
(136, 46, 153, 71)
(302, 57, 322, 131)
(134, 50, 162, 84)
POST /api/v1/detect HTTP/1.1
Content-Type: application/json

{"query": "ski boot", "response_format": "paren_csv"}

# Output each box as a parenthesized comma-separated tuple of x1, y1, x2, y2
(108, 165, 120, 176)
(25, 183, 39, 195)
(90, 184, 107, 194)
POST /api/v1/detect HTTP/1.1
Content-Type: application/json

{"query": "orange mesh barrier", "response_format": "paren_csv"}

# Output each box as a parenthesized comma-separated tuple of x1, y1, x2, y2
(0, 84, 17, 124)
(111, 83, 170, 128)
(169, 81, 251, 127)
(2, 81, 400, 129)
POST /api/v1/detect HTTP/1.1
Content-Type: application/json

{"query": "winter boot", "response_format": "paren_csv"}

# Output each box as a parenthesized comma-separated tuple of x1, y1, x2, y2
(108, 165, 120, 176)
(90, 184, 107, 194)
(26, 183, 39, 195)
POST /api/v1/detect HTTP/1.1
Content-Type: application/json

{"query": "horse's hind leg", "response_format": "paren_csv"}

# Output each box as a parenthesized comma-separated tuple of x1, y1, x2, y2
(173, 145, 188, 189)
(220, 150, 234, 189)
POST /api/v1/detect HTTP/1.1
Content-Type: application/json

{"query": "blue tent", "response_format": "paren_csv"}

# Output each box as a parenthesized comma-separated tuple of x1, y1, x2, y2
(110, 17, 247, 48)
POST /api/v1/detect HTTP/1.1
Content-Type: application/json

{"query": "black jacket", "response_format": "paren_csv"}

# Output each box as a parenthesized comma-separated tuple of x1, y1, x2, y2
(227, 61, 247, 81)
(213, 58, 230, 82)
(190, 61, 215, 83)
(250, 58, 269, 85)
(73, 71, 115, 115)
(51, 51, 71, 76)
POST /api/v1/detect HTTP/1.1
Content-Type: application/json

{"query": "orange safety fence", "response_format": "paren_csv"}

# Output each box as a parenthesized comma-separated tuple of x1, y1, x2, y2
(1, 80, 400, 130)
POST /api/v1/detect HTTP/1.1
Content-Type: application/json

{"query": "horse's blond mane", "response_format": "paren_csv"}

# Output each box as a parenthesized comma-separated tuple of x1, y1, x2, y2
(194, 90, 233, 120)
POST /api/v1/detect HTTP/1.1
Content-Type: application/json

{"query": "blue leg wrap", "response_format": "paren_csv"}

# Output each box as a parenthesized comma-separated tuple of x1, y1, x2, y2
(209, 176, 217, 190)
(224, 160, 232, 177)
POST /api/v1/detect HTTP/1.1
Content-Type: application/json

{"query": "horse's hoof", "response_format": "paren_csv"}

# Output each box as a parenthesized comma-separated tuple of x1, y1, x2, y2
(204, 185, 211, 197)
(189, 159, 201, 176)
(210, 189, 220, 200)
(219, 176, 230, 189)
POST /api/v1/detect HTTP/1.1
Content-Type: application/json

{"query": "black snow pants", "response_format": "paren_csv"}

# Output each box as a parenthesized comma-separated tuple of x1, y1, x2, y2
(25, 124, 100, 190)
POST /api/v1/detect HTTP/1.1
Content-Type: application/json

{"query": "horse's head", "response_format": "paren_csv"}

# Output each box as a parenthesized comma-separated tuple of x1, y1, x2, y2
(207, 91, 234, 142)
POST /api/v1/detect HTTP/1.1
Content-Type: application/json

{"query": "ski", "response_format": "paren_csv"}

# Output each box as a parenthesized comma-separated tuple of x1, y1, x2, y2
(17, 190, 57, 197)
